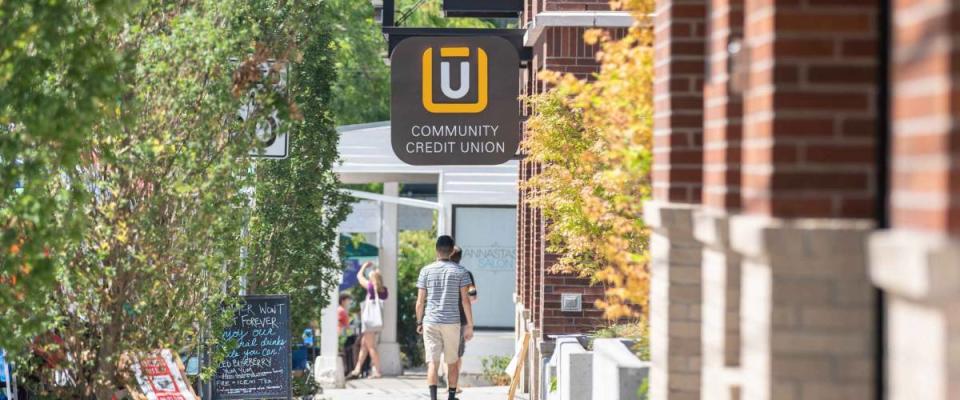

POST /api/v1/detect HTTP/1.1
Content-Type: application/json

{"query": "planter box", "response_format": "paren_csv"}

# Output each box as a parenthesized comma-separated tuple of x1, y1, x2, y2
(592, 339, 649, 400)
(547, 337, 593, 400)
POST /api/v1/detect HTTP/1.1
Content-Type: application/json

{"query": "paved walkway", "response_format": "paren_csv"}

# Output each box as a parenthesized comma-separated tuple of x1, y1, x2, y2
(318, 330, 521, 400)
(321, 375, 528, 400)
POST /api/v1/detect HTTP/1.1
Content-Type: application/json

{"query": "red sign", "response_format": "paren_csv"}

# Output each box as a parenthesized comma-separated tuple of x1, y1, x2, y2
(130, 349, 197, 400)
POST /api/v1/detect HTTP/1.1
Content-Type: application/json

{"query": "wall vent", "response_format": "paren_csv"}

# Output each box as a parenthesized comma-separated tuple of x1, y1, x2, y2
(560, 293, 582, 312)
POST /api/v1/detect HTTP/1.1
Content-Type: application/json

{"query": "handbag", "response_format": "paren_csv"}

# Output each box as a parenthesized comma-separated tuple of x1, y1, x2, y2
(361, 296, 384, 332)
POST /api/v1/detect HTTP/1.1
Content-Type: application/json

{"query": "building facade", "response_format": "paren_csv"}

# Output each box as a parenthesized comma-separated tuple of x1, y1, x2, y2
(650, 1, 960, 400)
(514, 1, 633, 398)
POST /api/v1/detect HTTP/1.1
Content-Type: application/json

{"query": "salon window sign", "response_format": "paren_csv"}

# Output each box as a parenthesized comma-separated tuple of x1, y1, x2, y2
(390, 36, 520, 165)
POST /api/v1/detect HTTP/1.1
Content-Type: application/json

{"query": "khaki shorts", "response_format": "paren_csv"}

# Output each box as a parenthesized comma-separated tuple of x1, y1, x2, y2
(423, 323, 461, 364)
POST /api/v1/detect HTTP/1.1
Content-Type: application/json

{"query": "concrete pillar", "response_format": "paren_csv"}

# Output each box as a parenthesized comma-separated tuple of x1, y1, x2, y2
(650, 0, 707, 396)
(871, 232, 960, 400)
(314, 272, 345, 388)
(695, 210, 741, 400)
(646, 201, 703, 400)
(378, 182, 402, 375)
(874, 1, 960, 398)
(732, 216, 875, 400)
(699, 0, 744, 395)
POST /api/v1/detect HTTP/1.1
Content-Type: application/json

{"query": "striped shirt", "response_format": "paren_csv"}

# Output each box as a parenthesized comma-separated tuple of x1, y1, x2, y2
(417, 261, 473, 325)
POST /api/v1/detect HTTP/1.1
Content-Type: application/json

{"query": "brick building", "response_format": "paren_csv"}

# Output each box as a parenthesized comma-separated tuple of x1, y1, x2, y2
(514, 1, 633, 398)
(649, 1, 960, 400)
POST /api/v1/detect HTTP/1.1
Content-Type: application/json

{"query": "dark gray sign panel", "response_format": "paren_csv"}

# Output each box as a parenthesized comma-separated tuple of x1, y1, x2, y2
(213, 295, 292, 400)
(391, 36, 520, 165)
(443, 0, 522, 17)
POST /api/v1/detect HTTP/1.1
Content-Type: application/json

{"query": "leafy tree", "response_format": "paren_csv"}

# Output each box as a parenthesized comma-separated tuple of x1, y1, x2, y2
(396, 0, 497, 28)
(323, 0, 390, 125)
(246, 0, 352, 334)
(323, 0, 495, 125)
(12, 0, 303, 396)
(521, 0, 654, 319)
(0, 0, 132, 351)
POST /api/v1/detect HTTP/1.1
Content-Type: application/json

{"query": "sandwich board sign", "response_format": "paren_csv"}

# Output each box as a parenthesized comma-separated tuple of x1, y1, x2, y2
(391, 36, 520, 165)
(213, 295, 292, 400)
(127, 349, 198, 400)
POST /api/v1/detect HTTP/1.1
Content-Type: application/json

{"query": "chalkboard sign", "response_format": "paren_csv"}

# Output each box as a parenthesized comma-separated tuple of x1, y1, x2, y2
(213, 295, 292, 399)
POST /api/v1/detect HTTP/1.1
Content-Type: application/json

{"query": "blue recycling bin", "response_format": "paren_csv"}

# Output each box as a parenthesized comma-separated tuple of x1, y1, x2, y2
(292, 346, 308, 371)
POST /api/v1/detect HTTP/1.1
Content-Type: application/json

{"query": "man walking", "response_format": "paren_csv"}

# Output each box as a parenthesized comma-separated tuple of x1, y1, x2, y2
(416, 235, 474, 400)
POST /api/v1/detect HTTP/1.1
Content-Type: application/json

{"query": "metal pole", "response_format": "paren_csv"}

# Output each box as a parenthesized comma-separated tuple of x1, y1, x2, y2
(383, 0, 395, 27)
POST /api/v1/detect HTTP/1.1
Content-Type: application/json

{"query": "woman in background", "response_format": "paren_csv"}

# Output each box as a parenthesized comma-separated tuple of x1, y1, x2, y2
(347, 261, 388, 379)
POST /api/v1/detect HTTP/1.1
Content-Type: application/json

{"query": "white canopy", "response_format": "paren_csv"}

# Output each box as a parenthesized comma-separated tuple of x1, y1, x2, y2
(335, 121, 519, 233)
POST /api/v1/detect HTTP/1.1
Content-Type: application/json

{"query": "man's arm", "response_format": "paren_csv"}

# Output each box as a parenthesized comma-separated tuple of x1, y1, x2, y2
(460, 285, 474, 341)
(416, 288, 427, 334)
(467, 271, 478, 303)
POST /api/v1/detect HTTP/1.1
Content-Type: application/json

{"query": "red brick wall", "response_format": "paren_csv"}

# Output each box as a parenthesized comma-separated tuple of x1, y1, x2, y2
(653, 0, 707, 203)
(541, 267, 607, 335)
(516, 18, 623, 338)
(891, 0, 960, 234)
(518, 162, 532, 309)
(703, 0, 743, 210)
(532, 188, 543, 328)
(741, 0, 879, 219)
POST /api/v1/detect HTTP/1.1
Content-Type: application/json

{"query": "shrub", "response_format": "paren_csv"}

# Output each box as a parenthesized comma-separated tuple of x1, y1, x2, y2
(481, 355, 512, 386)
(591, 321, 650, 361)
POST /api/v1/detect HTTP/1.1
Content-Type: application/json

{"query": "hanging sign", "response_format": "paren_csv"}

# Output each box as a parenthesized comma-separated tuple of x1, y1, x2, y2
(391, 36, 520, 165)
(238, 61, 289, 159)
(443, 0, 522, 17)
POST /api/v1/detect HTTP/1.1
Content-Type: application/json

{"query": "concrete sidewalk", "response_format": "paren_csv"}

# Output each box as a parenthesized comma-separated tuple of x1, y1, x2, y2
(319, 330, 521, 400)
(321, 374, 527, 400)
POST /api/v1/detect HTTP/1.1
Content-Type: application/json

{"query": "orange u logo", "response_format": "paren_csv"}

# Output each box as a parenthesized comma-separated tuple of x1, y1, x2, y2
(422, 47, 488, 114)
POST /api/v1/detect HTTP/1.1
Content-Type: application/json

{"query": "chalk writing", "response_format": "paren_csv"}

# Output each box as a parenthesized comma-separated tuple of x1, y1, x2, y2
(213, 295, 291, 399)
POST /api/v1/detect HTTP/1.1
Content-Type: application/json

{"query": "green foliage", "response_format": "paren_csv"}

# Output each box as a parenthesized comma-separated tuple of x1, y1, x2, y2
(396, 0, 496, 28)
(247, 0, 352, 334)
(292, 370, 320, 397)
(550, 376, 558, 393)
(343, 182, 384, 194)
(322, 0, 390, 125)
(11, 0, 273, 396)
(397, 230, 437, 367)
(591, 321, 650, 361)
(0, 0, 133, 351)
(481, 355, 512, 386)
(639, 376, 650, 400)
(322, 0, 495, 125)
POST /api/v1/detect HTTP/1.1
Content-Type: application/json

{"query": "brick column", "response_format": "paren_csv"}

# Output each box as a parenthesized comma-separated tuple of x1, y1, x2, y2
(653, 0, 706, 204)
(697, 0, 744, 399)
(735, 1, 880, 399)
(870, 1, 960, 399)
(649, 1, 707, 399)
